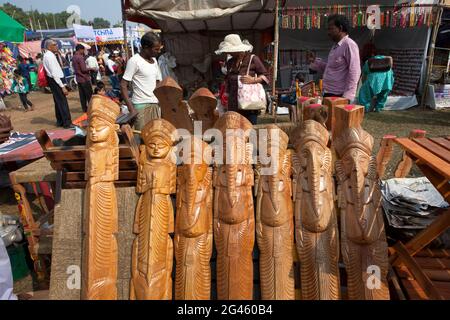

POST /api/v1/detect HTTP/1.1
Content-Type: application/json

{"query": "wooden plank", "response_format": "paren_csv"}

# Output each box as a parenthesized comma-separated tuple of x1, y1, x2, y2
(395, 138, 450, 179)
(423, 269, 450, 282)
(394, 130, 427, 178)
(55, 159, 137, 172)
(388, 266, 407, 300)
(416, 249, 450, 258)
(432, 281, 450, 299)
(35, 130, 55, 151)
(415, 257, 450, 270)
(413, 138, 450, 162)
(400, 278, 429, 300)
(121, 124, 140, 165)
(44, 145, 134, 161)
(376, 135, 397, 179)
(417, 164, 450, 202)
(394, 242, 445, 300)
(391, 209, 450, 266)
(430, 137, 450, 151)
(65, 170, 137, 182)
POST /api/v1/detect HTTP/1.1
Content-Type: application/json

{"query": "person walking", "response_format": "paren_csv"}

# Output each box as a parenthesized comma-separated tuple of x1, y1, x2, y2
(308, 14, 361, 102)
(12, 69, 34, 111)
(72, 44, 94, 112)
(43, 39, 73, 128)
(17, 57, 33, 91)
(121, 32, 163, 130)
(86, 52, 100, 86)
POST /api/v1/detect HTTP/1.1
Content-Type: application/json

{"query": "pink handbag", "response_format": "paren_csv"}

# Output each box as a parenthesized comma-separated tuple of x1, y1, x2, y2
(237, 55, 267, 111)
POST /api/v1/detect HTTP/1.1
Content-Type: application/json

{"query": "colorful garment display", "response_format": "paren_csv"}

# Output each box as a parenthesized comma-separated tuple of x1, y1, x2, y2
(0, 43, 16, 96)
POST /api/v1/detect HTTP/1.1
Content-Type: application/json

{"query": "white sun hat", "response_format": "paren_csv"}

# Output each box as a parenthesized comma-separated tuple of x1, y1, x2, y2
(215, 34, 253, 55)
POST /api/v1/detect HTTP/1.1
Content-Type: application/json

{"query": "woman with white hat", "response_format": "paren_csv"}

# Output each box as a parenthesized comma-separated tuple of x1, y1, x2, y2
(216, 34, 269, 125)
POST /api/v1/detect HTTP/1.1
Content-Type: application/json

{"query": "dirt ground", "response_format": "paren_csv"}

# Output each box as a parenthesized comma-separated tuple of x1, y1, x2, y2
(1, 88, 85, 132)
(0, 89, 449, 299)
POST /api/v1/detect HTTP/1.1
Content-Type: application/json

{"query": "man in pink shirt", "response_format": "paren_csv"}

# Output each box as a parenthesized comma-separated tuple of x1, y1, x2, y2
(308, 15, 361, 102)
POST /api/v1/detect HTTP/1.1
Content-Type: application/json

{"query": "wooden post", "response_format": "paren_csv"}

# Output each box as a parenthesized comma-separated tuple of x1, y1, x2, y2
(394, 129, 427, 178)
(121, 0, 130, 59)
(296, 97, 316, 124)
(323, 97, 350, 137)
(333, 104, 365, 139)
(376, 135, 397, 179)
(420, 2, 444, 109)
(303, 103, 328, 127)
(272, 0, 280, 122)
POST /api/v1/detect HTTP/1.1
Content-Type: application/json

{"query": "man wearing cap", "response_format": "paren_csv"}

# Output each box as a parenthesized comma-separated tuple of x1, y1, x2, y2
(73, 44, 94, 112)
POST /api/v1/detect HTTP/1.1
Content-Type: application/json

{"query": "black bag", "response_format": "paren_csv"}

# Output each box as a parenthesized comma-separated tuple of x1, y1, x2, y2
(368, 56, 393, 73)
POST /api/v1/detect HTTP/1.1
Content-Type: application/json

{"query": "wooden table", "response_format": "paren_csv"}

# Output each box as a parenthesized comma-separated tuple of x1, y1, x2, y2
(389, 136, 450, 300)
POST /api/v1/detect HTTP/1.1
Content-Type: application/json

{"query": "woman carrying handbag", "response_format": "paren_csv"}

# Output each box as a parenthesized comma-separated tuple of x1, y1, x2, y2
(216, 34, 269, 125)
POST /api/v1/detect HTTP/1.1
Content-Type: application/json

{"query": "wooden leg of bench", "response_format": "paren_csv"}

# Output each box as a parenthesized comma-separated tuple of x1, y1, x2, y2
(394, 129, 426, 178)
(391, 209, 450, 266)
(393, 242, 445, 300)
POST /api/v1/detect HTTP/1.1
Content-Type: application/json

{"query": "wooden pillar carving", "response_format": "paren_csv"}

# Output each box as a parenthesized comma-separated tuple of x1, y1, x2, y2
(334, 127, 390, 300)
(188, 88, 219, 133)
(323, 97, 349, 135)
(82, 95, 121, 300)
(255, 125, 295, 300)
(292, 120, 340, 300)
(130, 119, 178, 300)
(174, 136, 213, 300)
(213, 112, 255, 300)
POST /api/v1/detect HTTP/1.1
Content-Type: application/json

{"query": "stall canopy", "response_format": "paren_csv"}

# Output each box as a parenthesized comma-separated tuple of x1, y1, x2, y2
(0, 9, 26, 43)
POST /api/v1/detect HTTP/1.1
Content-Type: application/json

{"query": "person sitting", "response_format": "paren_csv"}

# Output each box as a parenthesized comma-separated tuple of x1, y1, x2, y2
(94, 81, 120, 103)
(358, 47, 394, 113)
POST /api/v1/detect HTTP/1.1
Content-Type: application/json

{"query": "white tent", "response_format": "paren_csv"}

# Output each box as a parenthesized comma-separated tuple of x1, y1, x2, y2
(124, 0, 441, 108)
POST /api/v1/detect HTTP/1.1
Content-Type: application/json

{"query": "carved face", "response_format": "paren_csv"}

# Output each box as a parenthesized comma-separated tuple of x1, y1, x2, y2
(146, 136, 171, 159)
(340, 148, 370, 178)
(89, 118, 113, 143)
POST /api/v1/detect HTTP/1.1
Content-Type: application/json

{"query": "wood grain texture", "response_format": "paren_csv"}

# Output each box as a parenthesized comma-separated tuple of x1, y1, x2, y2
(255, 125, 295, 300)
(394, 129, 427, 178)
(189, 88, 219, 133)
(174, 137, 213, 300)
(82, 95, 121, 300)
(334, 127, 390, 300)
(213, 112, 255, 300)
(293, 120, 340, 300)
(130, 119, 178, 300)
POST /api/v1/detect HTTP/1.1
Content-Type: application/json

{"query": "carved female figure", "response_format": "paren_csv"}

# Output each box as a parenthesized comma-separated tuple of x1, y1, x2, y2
(333, 127, 390, 300)
(213, 112, 255, 300)
(174, 136, 213, 300)
(255, 125, 295, 300)
(130, 119, 177, 300)
(292, 120, 340, 300)
(82, 95, 120, 300)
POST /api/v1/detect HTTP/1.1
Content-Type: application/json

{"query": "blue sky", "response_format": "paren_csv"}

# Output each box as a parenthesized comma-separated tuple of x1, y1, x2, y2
(0, 0, 123, 25)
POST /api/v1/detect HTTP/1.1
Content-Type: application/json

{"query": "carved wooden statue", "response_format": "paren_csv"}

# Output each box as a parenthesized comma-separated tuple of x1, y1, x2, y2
(334, 127, 390, 300)
(174, 136, 213, 300)
(130, 119, 178, 300)
(153, 77, 194, 133)
(255, 124, 295, 300)
(82, 95, 121, 300)
(189, 88, 219, 133)
(292, 120, 340, 300)
(213, 111, 255, 300)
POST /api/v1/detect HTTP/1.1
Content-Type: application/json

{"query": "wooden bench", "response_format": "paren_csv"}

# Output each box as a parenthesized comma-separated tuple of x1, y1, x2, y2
(389, 134, 450, 300)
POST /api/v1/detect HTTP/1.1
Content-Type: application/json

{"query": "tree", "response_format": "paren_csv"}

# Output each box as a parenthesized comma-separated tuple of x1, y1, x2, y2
(113, 22, 123, 28)
(92, 17, 110, 29)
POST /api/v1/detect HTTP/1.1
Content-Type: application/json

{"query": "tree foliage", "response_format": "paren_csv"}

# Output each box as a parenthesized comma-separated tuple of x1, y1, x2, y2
(0, 2, 112, 30)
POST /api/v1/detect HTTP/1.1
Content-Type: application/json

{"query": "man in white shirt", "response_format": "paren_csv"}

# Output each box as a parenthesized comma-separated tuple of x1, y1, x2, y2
(86, 52, 100, 85)
(107, 54, 120, 92)
(121, 32, 163, 130)
(43, 39, 73, 128)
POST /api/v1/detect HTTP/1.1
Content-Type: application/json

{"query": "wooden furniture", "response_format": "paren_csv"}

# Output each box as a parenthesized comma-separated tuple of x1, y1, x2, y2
(9, 157, 56, 283)
(394, 130, 427, 178)
(36, 125, 139, 190)
(389, 134, 450, 300)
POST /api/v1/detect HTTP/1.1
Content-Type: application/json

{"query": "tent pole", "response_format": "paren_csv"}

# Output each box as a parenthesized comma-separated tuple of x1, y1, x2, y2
(272, 0, 280, 122)
(122, 0, 130, 59)
(420, 1, 444, 109)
